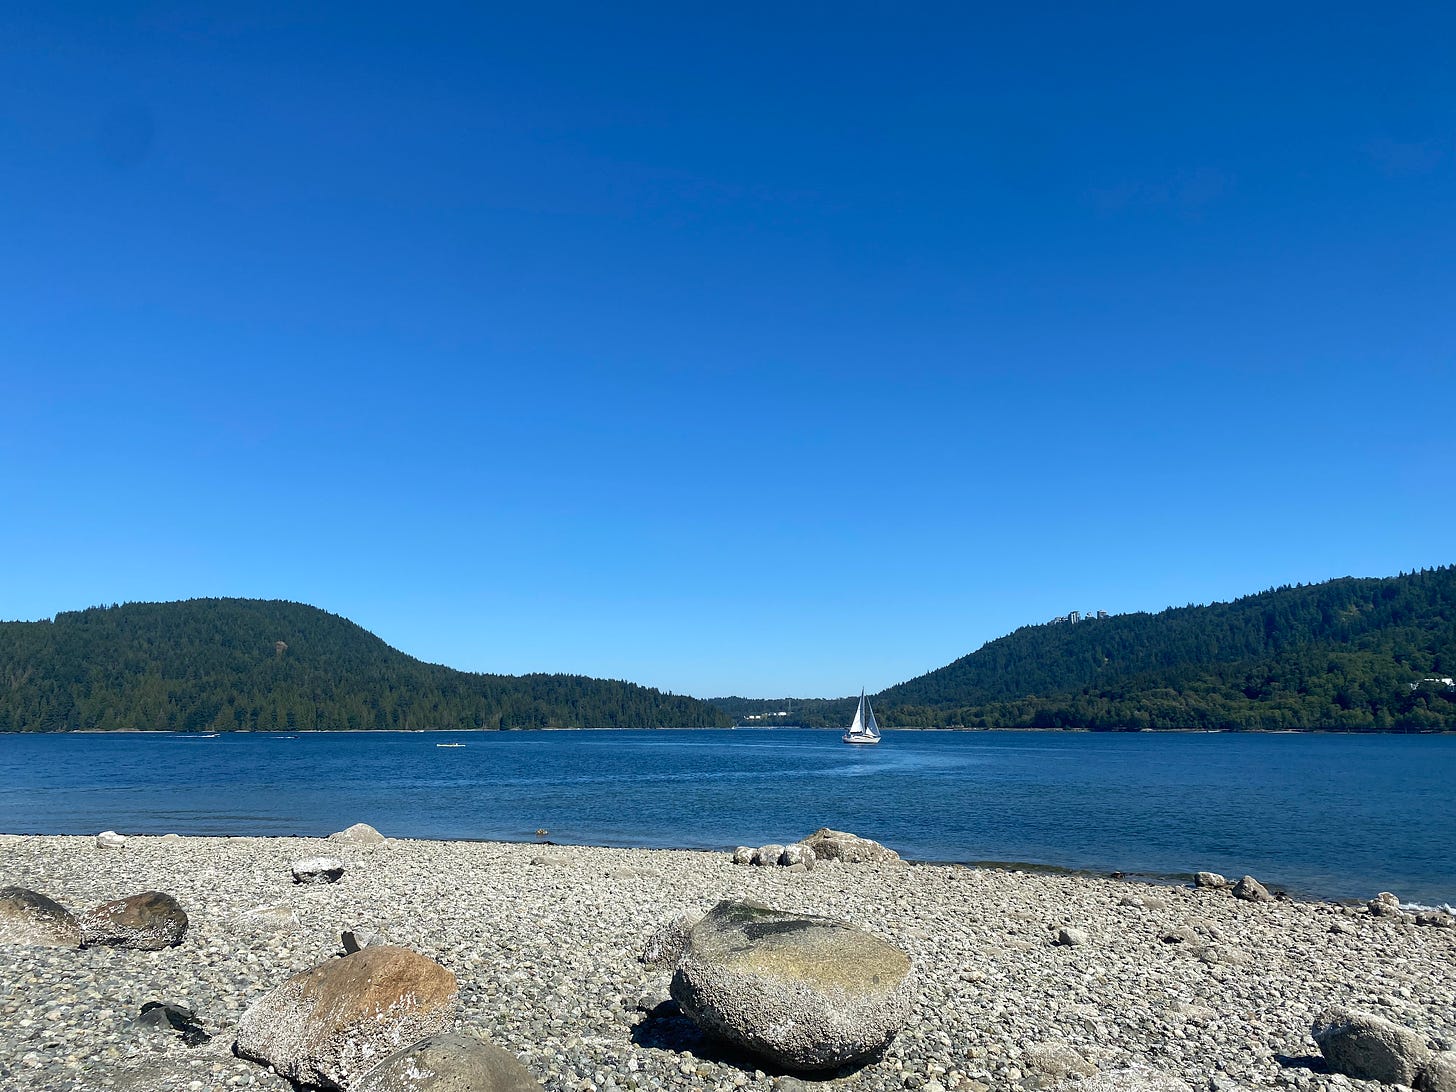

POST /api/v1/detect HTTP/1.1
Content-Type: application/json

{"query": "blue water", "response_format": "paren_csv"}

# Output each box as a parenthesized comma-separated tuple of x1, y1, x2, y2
(1, 729, 1451, 904)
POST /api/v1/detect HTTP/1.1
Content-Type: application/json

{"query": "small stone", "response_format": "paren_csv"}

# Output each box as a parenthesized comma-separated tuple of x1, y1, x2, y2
(1052, 927, 1089, 947)
(1194, 872, 1229, 889)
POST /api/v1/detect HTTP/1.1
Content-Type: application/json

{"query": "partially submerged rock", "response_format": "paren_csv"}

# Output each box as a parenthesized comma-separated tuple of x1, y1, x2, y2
(292, 856, 346, 884)
(1312, 1007, 1430, 1086)
(79, 891, 188, 949)
(235, 945, 458, 1089)
(670, 899, 913, 1071)
(0, 886, 81, 948)
(799, 828, 901, 865)
(354, 1031, 544, 1092)
(1368, 891, 1403, 918)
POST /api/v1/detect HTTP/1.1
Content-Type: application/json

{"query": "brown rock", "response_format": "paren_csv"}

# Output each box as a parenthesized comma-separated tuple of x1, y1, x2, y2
(79, 891, 188, 949)
(235, 946, 458, 1090)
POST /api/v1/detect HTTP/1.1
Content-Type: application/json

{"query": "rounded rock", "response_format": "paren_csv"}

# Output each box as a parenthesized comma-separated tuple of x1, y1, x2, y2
(670, 899, 913, 1071)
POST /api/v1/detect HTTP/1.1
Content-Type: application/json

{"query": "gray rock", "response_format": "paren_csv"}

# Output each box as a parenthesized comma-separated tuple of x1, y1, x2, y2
(732, 846, 756, 865)
(1194, 872, 1229, 889)
(670, 899, 913, 1071)
(329, 822, 386, 846)
(640, 908, 706, 966)
(1053, 1065, 1191, 1092)
(96, 830, 127, 850)
(78, 891, 188, 949)
(292, 855, 346, 883)
(778, 843, 816, 870)
(236, 946, 459, 1089)
(0, 886, 81, 948)
(354, 1032, 544, 1092)
(1414, 909, 1453, 928)
(751, 843, 786, 866)
(1231, 875, 1272, 903)
(1368, 892, 1403, 918)
(799, 827, 901, 864)
(1418, 1053, 1456, 1092)
(1052, 926, 1089, 947)
(1160, 926, 1197, 945)
(1024, 1041, 1097, 1080)
(1312, 1006, 1431, 1086)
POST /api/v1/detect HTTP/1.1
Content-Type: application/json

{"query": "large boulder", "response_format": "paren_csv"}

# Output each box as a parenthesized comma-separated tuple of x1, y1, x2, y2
(0, 886, 81, 948)
(235, 946, 458, 1089)
(1312, 1007, 1431, 1086)
(329, 823, 386, 847)
(799, 828, 901, 865)
(670, 899, 913, 1071)
(79, 891, 188, 950)
(354, 1032, 544, 1092)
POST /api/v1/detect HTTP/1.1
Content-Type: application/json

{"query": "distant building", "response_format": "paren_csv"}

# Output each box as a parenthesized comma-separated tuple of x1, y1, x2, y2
(1097, 610, 1108, 619)
(1068, 611, 1080, 623)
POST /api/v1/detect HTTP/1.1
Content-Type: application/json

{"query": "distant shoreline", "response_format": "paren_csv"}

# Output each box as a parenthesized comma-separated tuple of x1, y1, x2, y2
(31, 725, 1456, 736)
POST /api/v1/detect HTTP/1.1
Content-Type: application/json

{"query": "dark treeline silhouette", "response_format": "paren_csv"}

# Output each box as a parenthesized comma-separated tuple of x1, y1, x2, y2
(0, 599, 730, 732)
(717, 567, 1456, 731)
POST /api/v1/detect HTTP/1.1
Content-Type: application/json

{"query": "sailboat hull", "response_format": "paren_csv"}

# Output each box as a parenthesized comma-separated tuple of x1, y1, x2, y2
(842, 733, 881, 745)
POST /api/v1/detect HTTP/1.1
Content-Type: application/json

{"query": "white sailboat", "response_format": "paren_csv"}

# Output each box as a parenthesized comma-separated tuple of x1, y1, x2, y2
(842, 691, 882, 745)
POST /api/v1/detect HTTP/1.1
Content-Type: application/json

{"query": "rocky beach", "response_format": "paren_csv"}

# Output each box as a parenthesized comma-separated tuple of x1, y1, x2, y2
(2, 830, 1453, 1092)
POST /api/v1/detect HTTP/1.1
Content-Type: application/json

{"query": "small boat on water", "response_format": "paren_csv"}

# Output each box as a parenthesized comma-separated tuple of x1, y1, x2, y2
(435, 742, 465, 748)
(842, 691, 882, 745)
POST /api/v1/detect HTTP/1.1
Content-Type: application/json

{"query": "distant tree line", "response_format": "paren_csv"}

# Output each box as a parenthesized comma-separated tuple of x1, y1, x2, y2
(0, 599, 731, 732)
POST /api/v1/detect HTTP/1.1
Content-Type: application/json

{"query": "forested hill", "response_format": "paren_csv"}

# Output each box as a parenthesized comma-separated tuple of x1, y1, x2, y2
(878, 567, 1456, 730)
(0, 599, 730, 732)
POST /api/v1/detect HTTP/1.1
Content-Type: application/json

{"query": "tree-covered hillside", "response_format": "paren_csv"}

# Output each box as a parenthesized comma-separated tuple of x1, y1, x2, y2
(881, 567, 1456, 729)
(716, 568, 1456, 730)
(0, 599, 730, 732)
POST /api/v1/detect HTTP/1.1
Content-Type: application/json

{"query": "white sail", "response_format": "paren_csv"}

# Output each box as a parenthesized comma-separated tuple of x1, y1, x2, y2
(843, 691, 881, 744)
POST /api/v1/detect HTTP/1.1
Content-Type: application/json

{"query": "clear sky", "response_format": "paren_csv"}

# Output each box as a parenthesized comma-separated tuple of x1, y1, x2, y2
(3, 4, 1453, 698)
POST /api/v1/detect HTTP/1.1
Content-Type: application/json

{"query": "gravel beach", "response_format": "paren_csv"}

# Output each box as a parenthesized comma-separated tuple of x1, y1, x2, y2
(2, 833, 1453, 1092)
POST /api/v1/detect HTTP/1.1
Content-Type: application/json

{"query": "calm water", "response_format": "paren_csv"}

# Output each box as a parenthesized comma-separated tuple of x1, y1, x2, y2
(1, 729, 1451, 904)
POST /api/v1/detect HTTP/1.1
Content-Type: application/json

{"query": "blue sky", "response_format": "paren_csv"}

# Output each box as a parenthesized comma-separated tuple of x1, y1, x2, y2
(3, 4, 1453, 698)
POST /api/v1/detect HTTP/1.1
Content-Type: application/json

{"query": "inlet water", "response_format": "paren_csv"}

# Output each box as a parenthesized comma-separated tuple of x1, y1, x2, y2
(1, 729, 1450, 904)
